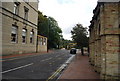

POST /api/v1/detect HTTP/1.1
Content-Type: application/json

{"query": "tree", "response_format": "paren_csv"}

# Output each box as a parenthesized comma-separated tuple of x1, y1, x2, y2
(71, 24, 89, 55)
(38, 11, 62, 49)
(38, 11, 49, 37)
(48, 17, 62, 49)
(59, 38, 73, 49)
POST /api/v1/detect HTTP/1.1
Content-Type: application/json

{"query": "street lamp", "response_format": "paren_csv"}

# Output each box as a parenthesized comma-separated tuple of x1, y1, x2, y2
(44, 15, 50, 52)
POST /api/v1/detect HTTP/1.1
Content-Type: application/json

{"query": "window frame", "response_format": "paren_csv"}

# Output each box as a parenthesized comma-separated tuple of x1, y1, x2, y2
(13, 2, 20, 15)
(43, 38, 46, 45)
(24, 6, 29, 20)
(40, 37, 43, 45)
(22, 28, 27, 44)
(11, 26, 18, 43)
(30, 31, 34, 44)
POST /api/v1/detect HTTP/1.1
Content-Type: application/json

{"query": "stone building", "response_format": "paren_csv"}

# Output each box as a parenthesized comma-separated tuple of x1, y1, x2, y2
(0, 0, 39, 55)
(89, 0, 120, 79)
(37, 35, 47, 53)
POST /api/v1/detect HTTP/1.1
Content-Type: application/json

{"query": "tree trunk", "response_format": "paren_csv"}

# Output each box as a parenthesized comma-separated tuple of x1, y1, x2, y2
(81, 47, 84, 56)
(88, 46, 89, 56)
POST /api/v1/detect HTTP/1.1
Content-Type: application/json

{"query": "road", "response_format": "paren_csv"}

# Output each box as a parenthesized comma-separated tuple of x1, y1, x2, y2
(2, 50, 73, 80)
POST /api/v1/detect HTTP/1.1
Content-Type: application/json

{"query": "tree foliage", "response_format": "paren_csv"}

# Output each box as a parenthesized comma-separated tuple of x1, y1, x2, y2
(48, 17, 62, 48)
(38, 11, 49, 37)
(38, 11, 62, 49)
(71, 24, 89, 49)
(59, 38, 73, 49)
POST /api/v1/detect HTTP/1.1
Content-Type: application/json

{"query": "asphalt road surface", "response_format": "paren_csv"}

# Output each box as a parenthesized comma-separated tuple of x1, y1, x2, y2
(2, 50, 73, 80)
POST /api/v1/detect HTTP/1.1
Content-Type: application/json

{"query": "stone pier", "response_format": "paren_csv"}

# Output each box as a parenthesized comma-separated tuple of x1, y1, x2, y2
(89, 0, 120, 79)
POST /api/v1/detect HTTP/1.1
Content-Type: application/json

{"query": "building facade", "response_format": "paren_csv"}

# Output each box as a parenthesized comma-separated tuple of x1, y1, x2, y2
(0, 0, 39, 55)
(37, 35, 47, 53)
(89, 0, 120, 79)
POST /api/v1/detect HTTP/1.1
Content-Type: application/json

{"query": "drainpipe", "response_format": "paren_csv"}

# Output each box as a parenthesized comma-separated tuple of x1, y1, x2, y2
(36, 35, 38, 53)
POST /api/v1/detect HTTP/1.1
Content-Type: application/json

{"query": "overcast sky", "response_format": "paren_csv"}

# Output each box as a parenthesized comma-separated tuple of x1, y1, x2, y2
(38, 0, 98, 40)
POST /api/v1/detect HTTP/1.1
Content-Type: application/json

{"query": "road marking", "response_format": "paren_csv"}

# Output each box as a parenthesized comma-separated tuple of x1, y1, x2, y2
(46, 55, 75, 81)
(46, 64, 67, 81)
(1, 57, 24, 62)
(55, 55, 60, 57)
(1, 63, 33, 74)
(65, 55, 75, 64)
(41, 58, 52, 62)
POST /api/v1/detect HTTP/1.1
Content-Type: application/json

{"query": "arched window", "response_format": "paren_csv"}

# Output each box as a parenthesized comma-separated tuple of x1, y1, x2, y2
(43, 38, 46, 45)
(11, 26, 18, 43)
(30, 31, 34, 43)
(22, 28, 27, 43)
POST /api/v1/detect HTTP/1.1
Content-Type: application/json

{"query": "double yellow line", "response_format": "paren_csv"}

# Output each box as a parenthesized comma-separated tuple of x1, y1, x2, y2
(46, 64, 66, 81)
(46, 55, 75, 81)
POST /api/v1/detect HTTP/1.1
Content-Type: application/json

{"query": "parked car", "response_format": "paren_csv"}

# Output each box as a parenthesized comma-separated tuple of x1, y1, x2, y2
(70, 48, 76, 54)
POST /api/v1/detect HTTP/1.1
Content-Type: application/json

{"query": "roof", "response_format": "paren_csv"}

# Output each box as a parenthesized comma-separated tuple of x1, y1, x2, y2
(98, 0, 120, 2)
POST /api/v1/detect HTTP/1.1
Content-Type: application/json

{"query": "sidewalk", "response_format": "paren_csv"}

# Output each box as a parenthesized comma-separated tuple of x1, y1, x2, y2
(59, 53, 100, 79)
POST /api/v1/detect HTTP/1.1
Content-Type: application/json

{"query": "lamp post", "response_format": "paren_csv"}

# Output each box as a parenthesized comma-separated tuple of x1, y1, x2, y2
(44, 15, 49, 52)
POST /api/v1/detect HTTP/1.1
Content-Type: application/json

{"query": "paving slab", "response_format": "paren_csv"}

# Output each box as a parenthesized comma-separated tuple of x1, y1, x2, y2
(59, 53, 100, 79)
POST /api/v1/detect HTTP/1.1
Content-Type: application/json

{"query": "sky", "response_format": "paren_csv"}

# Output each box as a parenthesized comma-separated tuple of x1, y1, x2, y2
(38, 0, 98, 40)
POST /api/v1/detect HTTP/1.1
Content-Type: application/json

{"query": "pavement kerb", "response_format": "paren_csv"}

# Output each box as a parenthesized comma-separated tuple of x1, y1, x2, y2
(57, 55, 75, 80)
(46, 55, 76, 81)
(0, 50, 53, 61)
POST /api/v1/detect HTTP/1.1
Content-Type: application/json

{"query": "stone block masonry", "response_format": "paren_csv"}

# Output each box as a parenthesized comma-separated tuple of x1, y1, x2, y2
(1, 1, 39, 55)
(89, 1, 120, 79)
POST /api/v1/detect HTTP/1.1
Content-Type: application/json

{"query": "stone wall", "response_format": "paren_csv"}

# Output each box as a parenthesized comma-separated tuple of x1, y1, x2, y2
(37, 35, 47, 53)
(1, 1, 38, 55)
(89, 2, 120, 79)
(0, 2, 2, 55)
